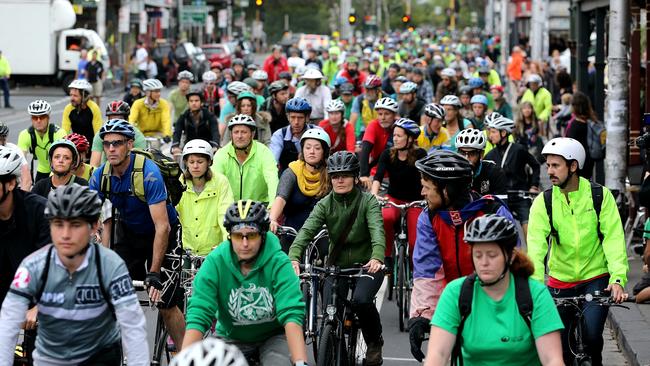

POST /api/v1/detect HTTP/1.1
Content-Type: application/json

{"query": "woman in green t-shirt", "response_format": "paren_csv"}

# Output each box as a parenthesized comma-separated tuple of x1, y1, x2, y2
(425, 214, 564, 366)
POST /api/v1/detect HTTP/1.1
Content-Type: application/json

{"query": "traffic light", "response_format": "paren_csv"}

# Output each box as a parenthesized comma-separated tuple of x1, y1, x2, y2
(401, 14, 411, 24)
(348, 13, 357, 25)
(255, 0, 263, 6)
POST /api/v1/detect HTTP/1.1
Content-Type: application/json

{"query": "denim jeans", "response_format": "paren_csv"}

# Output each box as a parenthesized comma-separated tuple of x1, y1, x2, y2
(549, 276, 610, 366)
(0, 77, 9, 107)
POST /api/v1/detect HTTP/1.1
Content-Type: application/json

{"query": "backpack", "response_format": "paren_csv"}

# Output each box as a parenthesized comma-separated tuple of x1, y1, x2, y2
(451, 273, 533, 366)
(34, 244, 115, 319)
(544, 181, 604, 245)
(100, 148, 185, 206)
(586, 120, 606, 160)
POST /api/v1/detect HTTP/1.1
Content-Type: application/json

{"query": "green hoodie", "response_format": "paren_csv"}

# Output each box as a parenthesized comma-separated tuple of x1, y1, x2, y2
(185, 232, 305, 342)
(288, 187, 385, 267)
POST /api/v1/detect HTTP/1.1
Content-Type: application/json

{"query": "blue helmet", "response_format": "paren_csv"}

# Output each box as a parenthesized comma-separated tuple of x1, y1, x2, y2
(99, 119, 135, 140)
(468, 77, 484, 89)
(394, 118, 421, 138)
(470, 94, 488, 106)
(285, 97, 312, 114)
(333, 76, 349, 88)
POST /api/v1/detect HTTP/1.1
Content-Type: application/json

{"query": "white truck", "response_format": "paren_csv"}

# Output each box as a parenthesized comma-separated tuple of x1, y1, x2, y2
(0, 0, 109, 92)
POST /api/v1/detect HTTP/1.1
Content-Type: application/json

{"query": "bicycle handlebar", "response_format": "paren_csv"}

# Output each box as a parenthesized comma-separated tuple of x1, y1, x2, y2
(553, 291, 636, 307)
(379, 200, 426, 210)
(298, 264, 387, 277)
(277, 226, 328, 242)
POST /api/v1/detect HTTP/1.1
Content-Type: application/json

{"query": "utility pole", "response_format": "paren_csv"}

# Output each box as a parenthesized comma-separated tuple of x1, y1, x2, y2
(605, 0, 629, 192)
(531, 0, 544, 60)
(485, 0, 494, 35)
(499, 0, 509, 76)
(96, 0, 106, 41)
(340, 0, 352, 40)
(227, 0, 232, 40)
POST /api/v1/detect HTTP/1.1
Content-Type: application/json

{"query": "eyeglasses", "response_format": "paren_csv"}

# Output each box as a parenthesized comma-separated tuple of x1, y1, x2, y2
(102, 139, 128, 148)
(230, 231, 261, 241)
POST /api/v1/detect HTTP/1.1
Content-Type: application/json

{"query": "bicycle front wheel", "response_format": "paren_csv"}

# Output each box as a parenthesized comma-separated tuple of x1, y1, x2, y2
(348, 322, 366, 366)
(317, 323, 340, 366)
(397, 243, 407, 332)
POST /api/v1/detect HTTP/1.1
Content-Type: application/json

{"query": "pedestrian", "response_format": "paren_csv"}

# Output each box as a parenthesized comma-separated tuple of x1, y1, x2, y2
(85, 50, 105, 106)
(134, 41, 148, 80)
(76, 49, 88, 80)
(0, 50, 12, 108)
(146, 55, 158, 79)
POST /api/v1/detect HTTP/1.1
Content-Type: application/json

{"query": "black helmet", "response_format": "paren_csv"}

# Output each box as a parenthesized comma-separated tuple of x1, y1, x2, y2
(185, 88, 204, 101)
(45, 183, 102, 222)
(232, 58, 245, 67)
(415, 150, 473, 181)
(0, 121, 8, 136)
(223, 200, 270, 233)
(327, 151, 360, 176)
(464, 214, 518, 248)
(268, 80, 289, 95)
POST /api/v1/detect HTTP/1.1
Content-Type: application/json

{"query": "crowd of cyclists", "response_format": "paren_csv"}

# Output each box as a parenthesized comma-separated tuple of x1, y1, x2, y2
(0, 27, 636, 366)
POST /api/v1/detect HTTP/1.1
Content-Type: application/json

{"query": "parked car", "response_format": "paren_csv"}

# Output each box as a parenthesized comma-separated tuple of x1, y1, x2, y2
(151, 41, 210, 82)
(201, 43, 233, 68)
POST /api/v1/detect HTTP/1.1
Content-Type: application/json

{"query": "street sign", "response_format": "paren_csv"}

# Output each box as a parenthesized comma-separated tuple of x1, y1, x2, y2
(181, 5, 209, 26)
(118, 5, 130, 33)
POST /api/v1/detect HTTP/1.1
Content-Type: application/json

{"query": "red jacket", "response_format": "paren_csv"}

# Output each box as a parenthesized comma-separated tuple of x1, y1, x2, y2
(339, 67, 367, 96)
(318, 119, 356, 153)
(263, 56, 289, 83)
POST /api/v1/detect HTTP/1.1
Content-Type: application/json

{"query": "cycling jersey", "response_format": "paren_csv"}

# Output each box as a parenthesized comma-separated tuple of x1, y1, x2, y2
(410, 196, 515, 319)
(416, 126, 450, 151)
(186, 232, 304, 343)
(176, 173, 234, 255)
(527, 177, 628, 287)
(431, 274, 563, 366)
(318, 119, 356, 153)
(360, 120, 393, 177)
(211, 140, 279, 205)
(61, 100, 103, 144)
(0, 244, 148, 365)
(128, 98, 172, 137)
(17, 126, 67, 174)
(472, 160, 508, 195)
(172, 108, 220, 148)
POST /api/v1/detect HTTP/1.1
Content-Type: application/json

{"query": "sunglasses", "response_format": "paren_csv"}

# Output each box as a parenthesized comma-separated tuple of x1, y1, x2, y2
(230, 231, 261, 241)
(102, 139, 128, 148)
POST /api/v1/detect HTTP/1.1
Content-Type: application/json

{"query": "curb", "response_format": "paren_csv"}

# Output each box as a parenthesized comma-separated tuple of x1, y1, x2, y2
(608, 304, 650, 366)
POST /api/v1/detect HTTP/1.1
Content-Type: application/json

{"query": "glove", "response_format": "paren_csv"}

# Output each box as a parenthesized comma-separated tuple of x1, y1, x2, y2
(145, 272, 163, 291)
(163, 136, 172, 144)
(408, 316, 430, 362)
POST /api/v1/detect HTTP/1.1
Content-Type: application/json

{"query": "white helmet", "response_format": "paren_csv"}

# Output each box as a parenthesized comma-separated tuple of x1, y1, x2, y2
(374, 97, 399, 113)
(300, 128, 331, 149)
(28, 99, 52, 116)
(455, 128, 486, 150)
(526, 73, 543, 85)
(177, 70, 195, 82)
(228, 114, 257, 130)
(169, 337, 248, 366)
(484, 112, 502, 127)
(302, 68, 324, 80)
(542, 137, 586, 169)
(252, 70, 268, 81)
(202, 71, 217, 83)
(0, 146, 23, 178)
(142, 78, 163, 91)
(439, 94, 462, 108)
(326, 99, 346, 113)
(486, 116, 515, 133)
(226, 81, 252, 96)
(182, 139, 213, 161)
(441, 68, 456, 78)
(68, 79, 93, 94)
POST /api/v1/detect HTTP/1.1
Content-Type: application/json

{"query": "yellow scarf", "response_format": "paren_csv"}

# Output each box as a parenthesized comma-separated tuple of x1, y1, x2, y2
(289, 160, 321, 197)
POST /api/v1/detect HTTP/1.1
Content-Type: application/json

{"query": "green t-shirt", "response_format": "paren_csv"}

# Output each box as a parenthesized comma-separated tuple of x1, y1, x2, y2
(431, 274, 564, 366)
(168, 88, 188, 120)
(644, 218, 650, 239)
(17, 125, 67, 173)
(90, 126, 147, 164)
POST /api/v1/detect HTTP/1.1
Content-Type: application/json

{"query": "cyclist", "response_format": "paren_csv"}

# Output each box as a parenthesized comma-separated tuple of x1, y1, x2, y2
(455, 128, 507, 195)
(269, 129, 331, 250)
(129, 78, 172, 138)
(171, 88, 220, 156)
(527, 137, 629, 366)
(337, 82, 356, 121)
(222, 91, 272, 146)
(439, 95, 473, 151)
(18, 100, 66, 182)
(411, 68, 434, 103)
(318, 99, 355, 154)
(261, 80, 290, 132)
(252, 69, 270, 98)
(359, 96, 399, 189)
(458, 85, 475, 120)
(123, 78, 145, 107)
(270, 97, 321, 172)
(469, 94, 489, 130)
(212, 114, 279, 205)
(219, 81, 252, 136)
(232, 58, 246, 82)
(168, 70, 194, 120)
(0, 184, 148, 365)
(398, 81, 426, 122)
(408, 150, 516, 362)
(202, 70, 222, 117)
(170, 338, 247, 366)
(349, 74, 383, 138)
(468, 77, 494, 111)
(520, 74, 553, 129)
(485, 115, 540, 240)
(490, 85, 512, 119)
(425, 214, 564, 366)
(417, 103, 450, 152)
(0, 122, 31, 190)
(434, 68, 458, 102)
(62, 79, 103, 145)
(338, 55, 366, 96)
(31, 140, 88, 198)
(294, 68, 331, 122)
(89, 100, 147, 167)
(183, 200, 308, 365)
(89, 119, 186, 348)
(371, 118, 426, 266)
(65, 133, 94, 181)
(176, 139, 233, 256)
(289, 151, 386, 365)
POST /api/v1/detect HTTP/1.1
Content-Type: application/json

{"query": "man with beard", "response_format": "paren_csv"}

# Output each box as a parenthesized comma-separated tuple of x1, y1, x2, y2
(294, 68, 331, 123)
(31, 139, 88, 198)
(339, 56, 367, 96)
(62, 79, 103, 145)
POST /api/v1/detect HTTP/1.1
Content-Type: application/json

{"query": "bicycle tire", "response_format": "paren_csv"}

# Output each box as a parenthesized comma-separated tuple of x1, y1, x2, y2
(151, 314, 170, 365)
(317, 323, 339, 366)
(397, 243, 407, 332)
(302, 280, 319, 359)
(403, 251, 412, 331)
(347, 321, 366, 366)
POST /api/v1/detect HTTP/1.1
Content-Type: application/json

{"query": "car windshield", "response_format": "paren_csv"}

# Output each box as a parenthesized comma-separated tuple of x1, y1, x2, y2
(203, 47, 225, 57)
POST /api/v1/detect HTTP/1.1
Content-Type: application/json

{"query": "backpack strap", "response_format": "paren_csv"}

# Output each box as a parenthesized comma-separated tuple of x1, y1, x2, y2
(34, 245, 55, 304)
(543, 188, 559, 245)
(28, 126, 37, 156)
(99, 163, 113, 200)
(93, 243, 116, 319)
(514, 275, 533, 329)
(590, 182, 604, 243)
(47, 124, 55, 147)
(451, 273, 477, 366)
(130, 153, 147, 203)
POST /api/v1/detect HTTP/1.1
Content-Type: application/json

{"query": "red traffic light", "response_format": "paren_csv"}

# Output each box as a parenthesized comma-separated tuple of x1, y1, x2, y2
(402, 14, 411, 23)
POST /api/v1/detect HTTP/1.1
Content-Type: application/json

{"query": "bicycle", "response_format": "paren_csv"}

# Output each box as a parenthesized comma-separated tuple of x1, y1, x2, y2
(553, 291, 634, 366)
(379, 199, 425, 332)
(132, 280, 171, 366)
(303, 264, 385, 366)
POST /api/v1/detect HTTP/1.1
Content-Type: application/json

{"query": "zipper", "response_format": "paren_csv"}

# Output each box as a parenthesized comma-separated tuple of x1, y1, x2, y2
(455, 226, 462, 277)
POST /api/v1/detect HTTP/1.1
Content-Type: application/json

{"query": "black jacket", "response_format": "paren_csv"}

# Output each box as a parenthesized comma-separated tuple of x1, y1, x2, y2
(172, 108, 220, 148)
(0, 189, 50, 304)
(473, 160, 508, 195)
(262, 97, 289, 133)
(484, 142, 540, 191)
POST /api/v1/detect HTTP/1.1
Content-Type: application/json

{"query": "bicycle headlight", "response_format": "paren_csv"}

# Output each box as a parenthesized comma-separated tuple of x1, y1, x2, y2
(326, 304, 337, 316)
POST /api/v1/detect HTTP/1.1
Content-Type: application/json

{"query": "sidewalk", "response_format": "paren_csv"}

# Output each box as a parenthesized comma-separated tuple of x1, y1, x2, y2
(609, 257, 650, 366)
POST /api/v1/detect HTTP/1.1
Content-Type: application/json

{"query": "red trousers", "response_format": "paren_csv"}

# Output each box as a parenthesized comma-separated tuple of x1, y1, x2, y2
(382, 195, 422, 258)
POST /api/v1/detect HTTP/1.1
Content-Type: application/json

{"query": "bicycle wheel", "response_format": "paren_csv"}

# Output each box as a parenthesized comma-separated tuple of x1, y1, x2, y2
(302, 280, 319, 358)
(397, 243, 407, 332)
(317, 323, 339, 366)
(403, 251, 412, 330)
(151, 314, 170, 365)
(347, 322, 366, 366)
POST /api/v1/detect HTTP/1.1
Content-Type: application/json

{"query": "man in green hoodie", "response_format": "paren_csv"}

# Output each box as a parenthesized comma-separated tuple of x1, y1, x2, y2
(183, 200, 307, 365)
